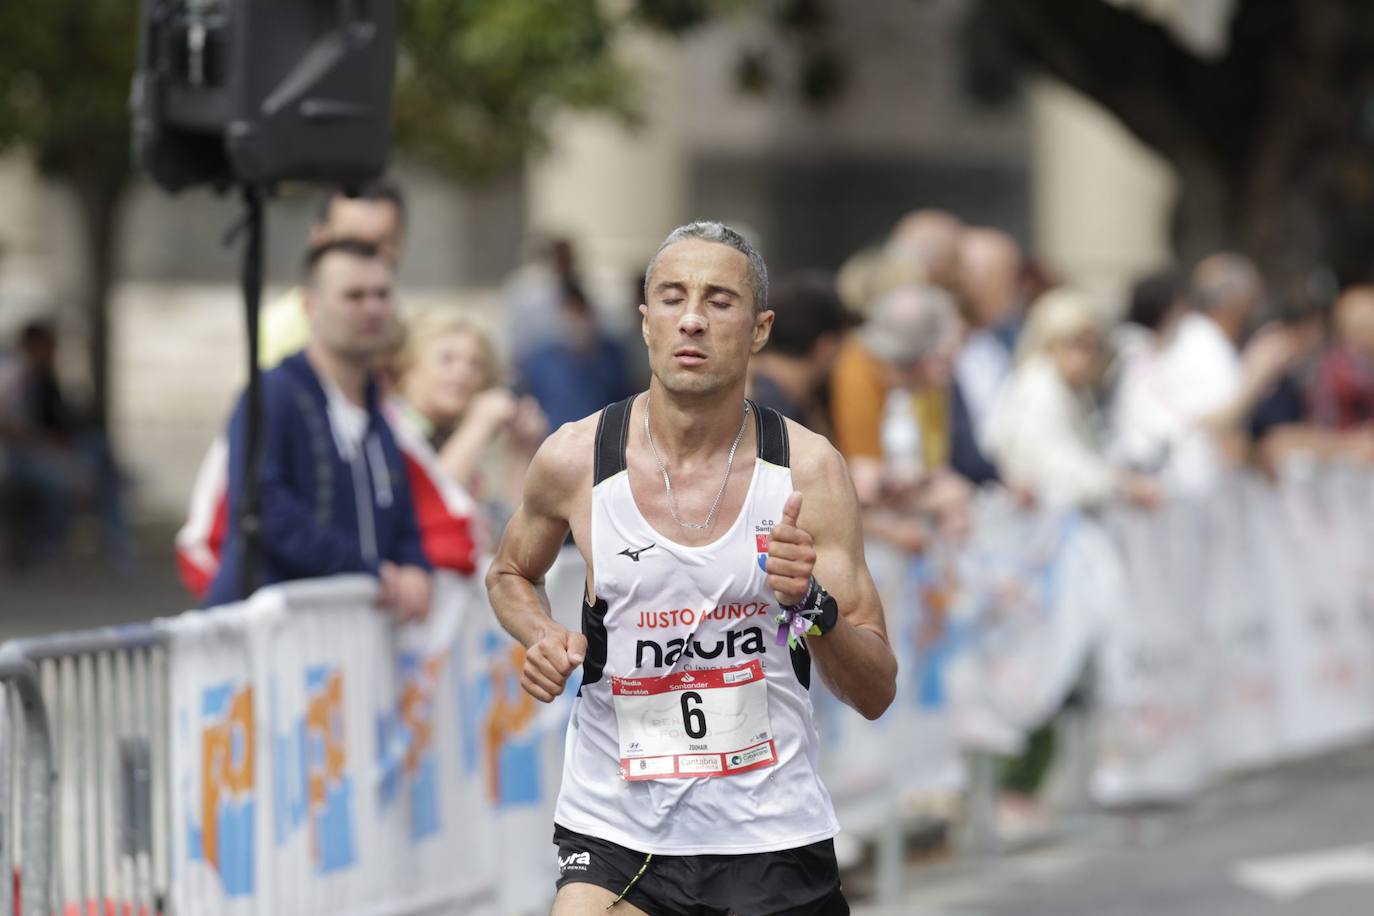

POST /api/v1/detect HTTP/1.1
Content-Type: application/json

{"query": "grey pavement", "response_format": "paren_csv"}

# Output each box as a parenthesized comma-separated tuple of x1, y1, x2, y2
(854, 744, 1374, 916)
(0, 523, 191, 644)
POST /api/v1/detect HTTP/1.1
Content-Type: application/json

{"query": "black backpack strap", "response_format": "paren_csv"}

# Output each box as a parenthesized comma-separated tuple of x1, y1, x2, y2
(594, 395, 637, 485)
(749, 400, 791, 469)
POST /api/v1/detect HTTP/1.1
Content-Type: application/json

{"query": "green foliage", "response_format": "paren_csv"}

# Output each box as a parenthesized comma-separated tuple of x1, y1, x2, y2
(0, 0, 845, 189)
(0, 0, 138, 183)
(394, 0, 637, 181)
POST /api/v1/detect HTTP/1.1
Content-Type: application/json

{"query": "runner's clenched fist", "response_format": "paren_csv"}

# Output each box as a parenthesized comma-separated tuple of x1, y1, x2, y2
(522, 623, 587, 703)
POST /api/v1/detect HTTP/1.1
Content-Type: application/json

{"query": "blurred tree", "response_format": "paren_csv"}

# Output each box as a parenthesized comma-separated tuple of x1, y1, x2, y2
(0, 1, 138, 428)
(393, 0, 636, 181)
(0, 0, 638, 428)
(966, 0, 1374, 300)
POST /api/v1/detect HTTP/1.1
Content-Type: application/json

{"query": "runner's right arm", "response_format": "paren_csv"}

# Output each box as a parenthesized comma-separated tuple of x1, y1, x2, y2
(485, 419, 594, 702)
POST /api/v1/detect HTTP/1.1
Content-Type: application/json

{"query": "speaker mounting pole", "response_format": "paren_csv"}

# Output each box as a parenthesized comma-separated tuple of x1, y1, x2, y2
(237, 183, 266, 600)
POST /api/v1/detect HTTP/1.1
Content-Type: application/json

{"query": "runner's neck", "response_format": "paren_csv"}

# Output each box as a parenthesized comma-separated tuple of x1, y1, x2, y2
(641, 382, 752, 467)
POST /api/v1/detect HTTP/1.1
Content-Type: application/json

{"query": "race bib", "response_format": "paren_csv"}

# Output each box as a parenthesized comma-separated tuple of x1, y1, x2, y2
(611, 660, 776, 781)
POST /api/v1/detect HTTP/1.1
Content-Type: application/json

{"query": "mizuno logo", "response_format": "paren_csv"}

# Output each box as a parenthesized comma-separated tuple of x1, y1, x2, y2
(618, 543, 656, 562)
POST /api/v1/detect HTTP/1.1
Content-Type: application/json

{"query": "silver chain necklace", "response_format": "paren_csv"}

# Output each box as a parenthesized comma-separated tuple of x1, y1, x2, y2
(644, 393, 751, 531)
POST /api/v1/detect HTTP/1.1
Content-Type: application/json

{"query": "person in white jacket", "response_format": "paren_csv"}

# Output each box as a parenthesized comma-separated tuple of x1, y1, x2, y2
(982, 288, 1159, 510)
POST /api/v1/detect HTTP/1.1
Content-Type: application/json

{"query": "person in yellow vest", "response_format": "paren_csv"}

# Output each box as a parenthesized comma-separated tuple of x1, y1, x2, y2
(829, 283, 972, 551)
(259, 181, 407, 368)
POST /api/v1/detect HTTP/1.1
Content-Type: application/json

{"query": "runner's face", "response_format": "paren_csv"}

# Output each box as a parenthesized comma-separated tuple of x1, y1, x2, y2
(306, 253, 396, 363)
(640, 239, 773, 397)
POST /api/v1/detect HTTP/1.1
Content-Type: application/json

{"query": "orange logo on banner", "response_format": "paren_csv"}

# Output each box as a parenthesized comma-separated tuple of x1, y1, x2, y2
(399, 655, 445, 773)
(306, 670, 346, 865)
(483, 643, 536, 802)
(202, 685, 254, 872)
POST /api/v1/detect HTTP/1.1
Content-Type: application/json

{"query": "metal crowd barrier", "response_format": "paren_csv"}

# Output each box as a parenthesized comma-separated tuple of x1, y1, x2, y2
(0, 626, 171, 916)
(0, 645, 53, 916)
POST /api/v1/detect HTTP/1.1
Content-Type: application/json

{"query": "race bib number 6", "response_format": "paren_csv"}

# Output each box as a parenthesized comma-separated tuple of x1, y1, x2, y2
(612, 660, 776, 781)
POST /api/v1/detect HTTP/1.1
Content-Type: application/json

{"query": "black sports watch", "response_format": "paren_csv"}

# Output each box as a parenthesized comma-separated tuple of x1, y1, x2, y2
(812, 582, 839, 636)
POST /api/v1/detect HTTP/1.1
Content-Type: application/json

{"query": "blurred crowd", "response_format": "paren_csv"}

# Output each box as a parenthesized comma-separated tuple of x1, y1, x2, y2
(815, 209, 1374, 547)
(3, 182, 1373, 592)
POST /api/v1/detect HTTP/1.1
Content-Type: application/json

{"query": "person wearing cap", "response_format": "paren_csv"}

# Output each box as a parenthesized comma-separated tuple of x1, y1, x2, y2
(747, 271, 857, 434)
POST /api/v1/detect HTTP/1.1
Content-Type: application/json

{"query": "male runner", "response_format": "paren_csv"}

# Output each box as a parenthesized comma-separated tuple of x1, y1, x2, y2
(487, 221, 898, 915)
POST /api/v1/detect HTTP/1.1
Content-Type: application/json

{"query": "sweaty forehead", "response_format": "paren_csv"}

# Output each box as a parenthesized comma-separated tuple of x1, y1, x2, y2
(649, 239, 752, 299)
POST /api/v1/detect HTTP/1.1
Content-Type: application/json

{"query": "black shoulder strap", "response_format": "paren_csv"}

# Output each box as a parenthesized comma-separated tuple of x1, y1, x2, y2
(593, 395, 636, 485)
(749, 400, 791, 468)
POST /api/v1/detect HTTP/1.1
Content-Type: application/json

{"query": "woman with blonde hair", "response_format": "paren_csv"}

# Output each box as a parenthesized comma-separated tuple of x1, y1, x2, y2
(982, 288, 1159, 509)
(386, 309, 546, 570)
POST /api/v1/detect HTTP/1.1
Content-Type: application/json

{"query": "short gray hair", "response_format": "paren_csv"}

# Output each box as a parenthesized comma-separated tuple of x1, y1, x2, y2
(644, 221, 769, 312)
(858, 284, 961, 366)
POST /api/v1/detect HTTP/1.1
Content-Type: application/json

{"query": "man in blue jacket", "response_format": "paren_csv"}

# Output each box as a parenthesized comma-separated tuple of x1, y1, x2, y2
(207, 238, 431, 619)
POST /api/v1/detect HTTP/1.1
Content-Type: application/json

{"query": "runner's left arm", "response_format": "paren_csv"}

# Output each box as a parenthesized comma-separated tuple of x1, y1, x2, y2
(485, 420, 592, 702)
(766, 433, 897, 720)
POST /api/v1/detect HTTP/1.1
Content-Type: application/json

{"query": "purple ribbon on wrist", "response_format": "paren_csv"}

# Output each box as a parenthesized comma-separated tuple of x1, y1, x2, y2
(775, 578, 821, 648)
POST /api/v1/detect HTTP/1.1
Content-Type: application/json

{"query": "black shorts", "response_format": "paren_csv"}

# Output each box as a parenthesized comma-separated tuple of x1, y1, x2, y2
(553, 824, 849, 916)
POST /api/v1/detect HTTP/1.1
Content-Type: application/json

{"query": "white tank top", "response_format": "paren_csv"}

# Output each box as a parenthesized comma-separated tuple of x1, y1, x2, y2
(553, 397, 839, 855)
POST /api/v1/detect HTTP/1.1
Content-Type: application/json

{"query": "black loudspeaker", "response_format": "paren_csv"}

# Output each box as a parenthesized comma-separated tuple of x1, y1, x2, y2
(131, 0, 396, 192)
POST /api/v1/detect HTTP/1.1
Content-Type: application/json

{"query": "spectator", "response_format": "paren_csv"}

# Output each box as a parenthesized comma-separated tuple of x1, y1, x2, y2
(0, 320, 127, 568)
(954, 227, 1023, 441)
(885, 208, 965, 291)
(259, 181, 407, 368)
(982, 288, 1160, 509)
(834, 209, 964, 319)
(502, 236, 583, 366)
(516, 276, 634, 431)
(747, 271, 856, 431)
(387, 309, 547, 560)
(1133, 253, 1296, 492)
(1249, 304, 1327, 442)
(831, 284, 973, 549)
(205, 240, 431, 619)
(1310, 284, 1374, 430)
(832, 285, 963, 501)
(1107, 269, 1192, 474)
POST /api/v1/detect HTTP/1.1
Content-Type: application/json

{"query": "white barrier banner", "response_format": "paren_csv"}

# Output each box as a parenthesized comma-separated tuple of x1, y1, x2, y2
(1199, 478, 1281, 773)
(1093, 501, 1211, 805)
(1265, 463, 1374, 756)
(258, 578, 381, 914)
(168, 598, 269, 916)
(158, 465, 1374, 911)
(167, 553, 589, 916)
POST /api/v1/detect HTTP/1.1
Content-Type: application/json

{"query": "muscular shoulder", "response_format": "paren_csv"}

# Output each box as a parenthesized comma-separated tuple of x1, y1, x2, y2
(784, 420, 855, 504)
(522, 413, 599, 518)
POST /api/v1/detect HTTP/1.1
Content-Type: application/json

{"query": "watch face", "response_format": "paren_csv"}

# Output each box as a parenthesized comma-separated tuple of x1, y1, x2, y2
(815, 590, 839, 634)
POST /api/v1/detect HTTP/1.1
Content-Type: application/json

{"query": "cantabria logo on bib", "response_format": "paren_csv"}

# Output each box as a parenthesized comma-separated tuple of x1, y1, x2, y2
(755, 518, 774, 571)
